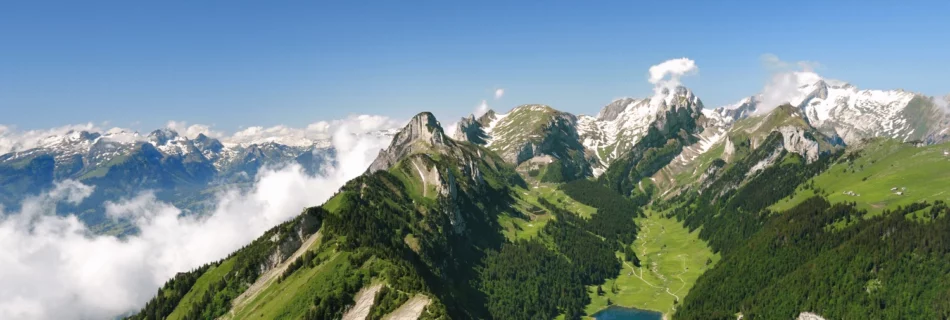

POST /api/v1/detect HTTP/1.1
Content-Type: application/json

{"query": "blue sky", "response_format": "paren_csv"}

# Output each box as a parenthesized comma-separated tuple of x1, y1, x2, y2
(2, 0, 948, 131)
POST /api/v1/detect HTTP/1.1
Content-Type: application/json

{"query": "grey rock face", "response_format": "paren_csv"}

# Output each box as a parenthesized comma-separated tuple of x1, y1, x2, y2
(367, 112, 449, 173)
(777, 126, 823, 163)
(451, 115, 488, 145)
(597, 98, 638, 121)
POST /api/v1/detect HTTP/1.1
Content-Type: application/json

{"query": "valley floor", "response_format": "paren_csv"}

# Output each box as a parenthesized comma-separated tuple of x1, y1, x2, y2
(584, 210, 719, 319)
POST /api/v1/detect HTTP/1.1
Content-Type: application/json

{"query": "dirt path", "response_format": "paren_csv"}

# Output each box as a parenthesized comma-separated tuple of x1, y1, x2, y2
(632, 215, 685, 311)
(382, 295, 431, 320)
(224, 230, 322, 318)
(625, 261, 657, 287)
(672, 255, 688, 294)
(638, 220, 652, 257)
(342, 284, 384, 320)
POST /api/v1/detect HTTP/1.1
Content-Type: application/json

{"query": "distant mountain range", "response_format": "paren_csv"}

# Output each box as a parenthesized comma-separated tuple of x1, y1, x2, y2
(449, 72, 946, 196)
(3, 71, 947, 237)
(0, 126, 395, 231)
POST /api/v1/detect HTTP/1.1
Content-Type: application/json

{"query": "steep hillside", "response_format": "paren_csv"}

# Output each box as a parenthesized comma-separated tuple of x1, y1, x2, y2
(679, 197, 950, 319)
(648, 111, 950, 319)
(598, 86, 706, 199)
(650, 104, 844, 198)
(577, 87, 706, 175)
(452, 105, 594, 182)
(773, 138, 950, 213)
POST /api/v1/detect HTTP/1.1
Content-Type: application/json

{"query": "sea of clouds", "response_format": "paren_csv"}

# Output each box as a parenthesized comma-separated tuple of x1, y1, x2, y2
(0, 116, 398, 319)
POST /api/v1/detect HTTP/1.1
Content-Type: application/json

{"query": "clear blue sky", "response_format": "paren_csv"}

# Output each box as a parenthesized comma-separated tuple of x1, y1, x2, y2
(2, 0, 948, 131)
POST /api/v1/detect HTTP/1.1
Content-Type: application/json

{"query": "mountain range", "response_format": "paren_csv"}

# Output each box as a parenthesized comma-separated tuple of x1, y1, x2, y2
(5, 72, 950, 319)
(0, 126, 394, 232)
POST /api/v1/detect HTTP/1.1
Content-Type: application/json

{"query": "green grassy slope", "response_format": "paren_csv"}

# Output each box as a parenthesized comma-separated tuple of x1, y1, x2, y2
(772, 139, 950, 214)
(496, 184, 600, 241)
(487, 105, 561, 155)
(584, 210, 719, 317)
(166, 259, 236, 320)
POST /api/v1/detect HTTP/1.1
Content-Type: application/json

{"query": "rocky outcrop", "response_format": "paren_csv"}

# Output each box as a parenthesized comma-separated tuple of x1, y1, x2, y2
(368, 112, 449, 173)
(776, 126, 823, 163)
(597, 97, 638, 121)
(723, 137, 736, 160)
(747, 146, 784, 176)
(495, 106, 585, 165)
(698, 159, 725, 192)
(260, 212, 321, 273)
(796, 312, 826, 320)
(451, 114, 488, 145)
(715, 96, 758, 122)
(652, 87, 705, 137)
(367, 111, 515, 234)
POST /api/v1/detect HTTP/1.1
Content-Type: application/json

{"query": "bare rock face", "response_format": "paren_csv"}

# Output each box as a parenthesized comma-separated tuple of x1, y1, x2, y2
(367, 112, 449, 173)
(777, 126, 823, 163)
(652, 87, 704, 137)
(698, 159, 725, 192)
(796, 312, 826, 320)
(451, 114, 489, 145)
(597, 98, 638, 121)
(723, 137, 736, 160)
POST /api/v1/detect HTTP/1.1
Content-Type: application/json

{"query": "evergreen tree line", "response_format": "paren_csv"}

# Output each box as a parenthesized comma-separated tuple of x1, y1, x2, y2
(478, 182, 643, 319)
(678, 198, 950, 319)
(559, 179, 643, 244)
(478, 240, 589, 320)
(670, 132, 840, 253)
(539, 198, 622, 285)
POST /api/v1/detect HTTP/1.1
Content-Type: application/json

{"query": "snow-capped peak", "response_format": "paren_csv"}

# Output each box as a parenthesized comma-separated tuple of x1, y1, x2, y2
(147, 129, 180, 146)
(577, 85, 705, 175)
(653, 86, 700, 109)
(717, 72, 947, 144)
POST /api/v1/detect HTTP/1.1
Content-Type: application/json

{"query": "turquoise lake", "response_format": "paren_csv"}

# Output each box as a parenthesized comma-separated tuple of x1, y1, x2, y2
(592, 306, 663, 320)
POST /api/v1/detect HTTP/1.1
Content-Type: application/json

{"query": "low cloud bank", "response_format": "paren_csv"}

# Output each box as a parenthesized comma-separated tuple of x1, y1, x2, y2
(754, 54, 825, 115)
(0, 121, 393, 319)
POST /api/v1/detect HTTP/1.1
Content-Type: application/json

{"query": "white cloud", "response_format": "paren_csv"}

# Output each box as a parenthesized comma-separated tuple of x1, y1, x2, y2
(0, 122, 392, 320)
(224, 115, 402, 147)
(444, 122, 458, 137)
(754, 54, 825, 115)
(165, 121, 224, 139)
(494, 88, 505, 100)
(761, 53, 821, 73)
(0, 123, 102, 154)
(647, 58, 698, 104)
(474, 100, 490, 118)
(934, 94, 950, 112)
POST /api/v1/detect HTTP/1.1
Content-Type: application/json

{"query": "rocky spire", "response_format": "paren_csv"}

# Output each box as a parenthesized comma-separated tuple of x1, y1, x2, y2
(366, 112, 451, 173)
(451, 114, 489, 145)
